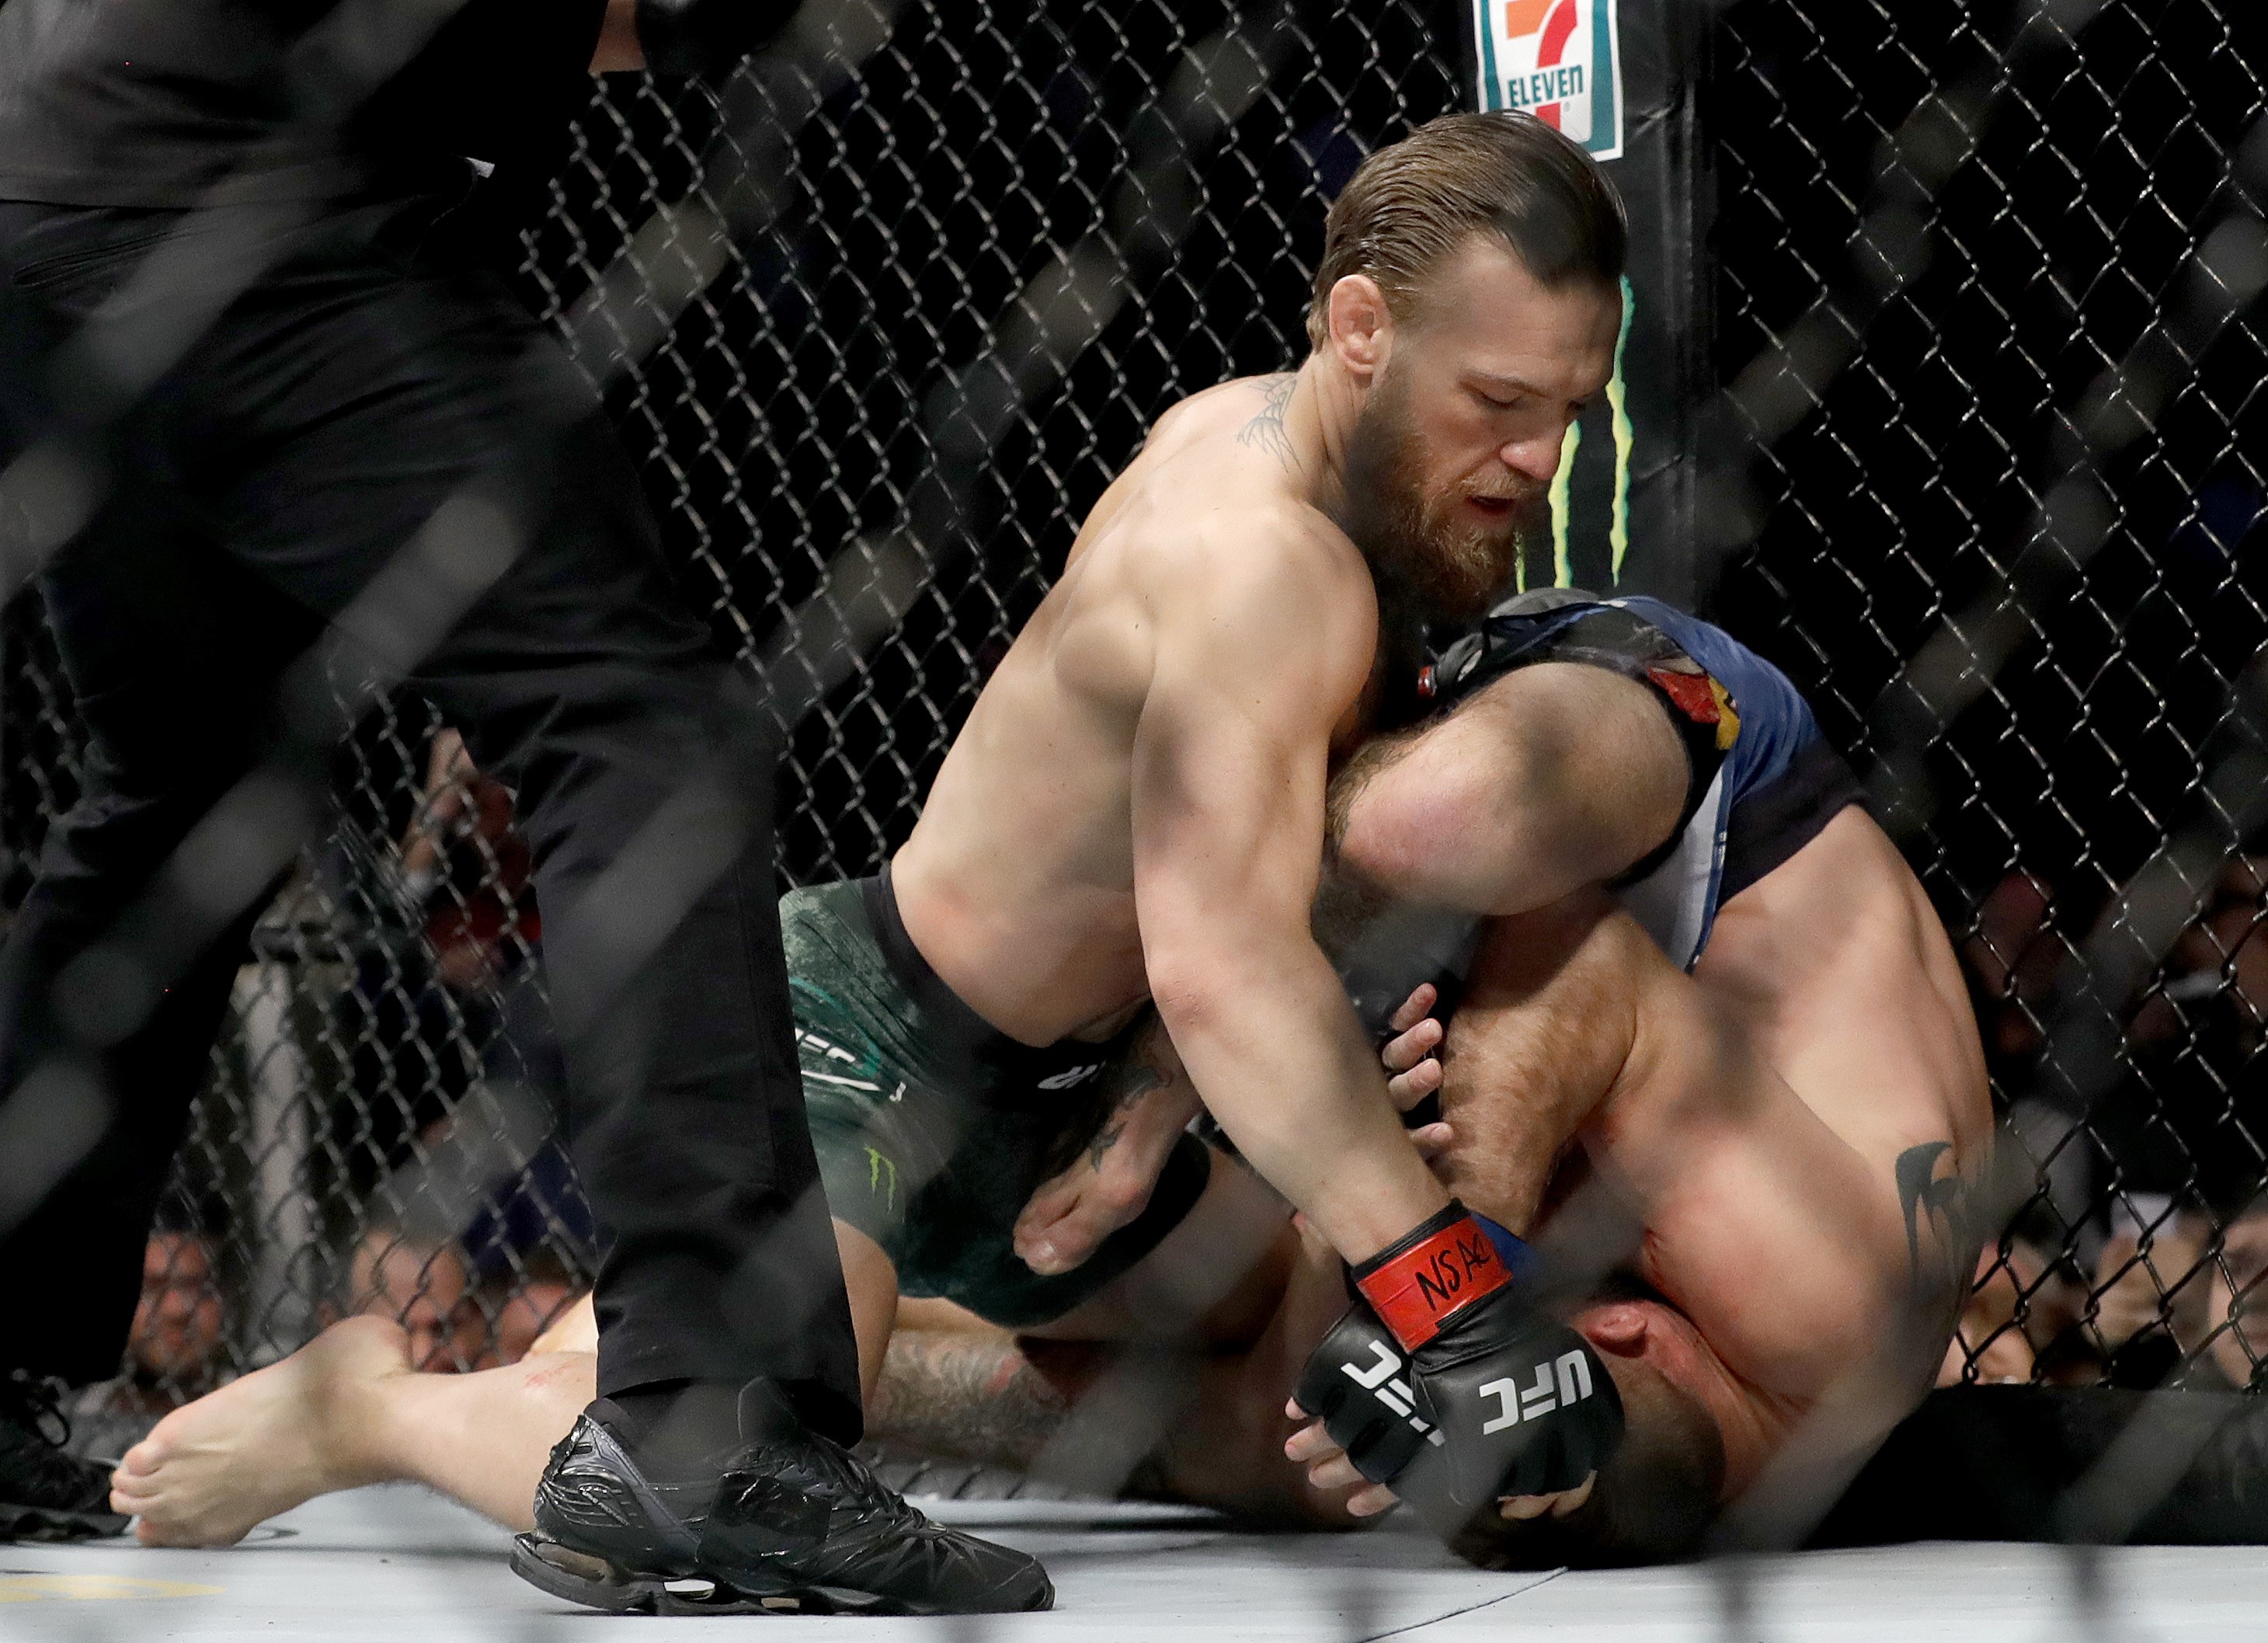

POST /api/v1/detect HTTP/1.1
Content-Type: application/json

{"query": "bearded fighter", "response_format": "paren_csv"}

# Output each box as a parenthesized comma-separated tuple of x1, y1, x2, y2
(108, 112, 1637, 1586)
(106, 583, 1989, 1568)
(875, 591, 1993, 1562)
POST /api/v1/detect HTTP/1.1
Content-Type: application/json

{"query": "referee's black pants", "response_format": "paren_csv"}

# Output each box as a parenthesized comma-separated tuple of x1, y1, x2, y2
(0, 197, 861, 1441)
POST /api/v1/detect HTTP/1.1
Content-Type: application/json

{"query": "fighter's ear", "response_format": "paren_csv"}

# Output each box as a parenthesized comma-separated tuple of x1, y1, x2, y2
(1326, 274, 1394, 383)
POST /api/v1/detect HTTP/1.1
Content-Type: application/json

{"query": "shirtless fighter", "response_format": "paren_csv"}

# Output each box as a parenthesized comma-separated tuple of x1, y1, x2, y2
(883, 591, 1995, 1562)
(107, 113, 1636, 1597)
(106, 587, 1988, 1567)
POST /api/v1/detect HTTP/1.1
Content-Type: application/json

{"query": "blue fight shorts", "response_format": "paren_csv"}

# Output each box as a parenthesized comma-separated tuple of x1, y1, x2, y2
(1428, 589, 1865, 969)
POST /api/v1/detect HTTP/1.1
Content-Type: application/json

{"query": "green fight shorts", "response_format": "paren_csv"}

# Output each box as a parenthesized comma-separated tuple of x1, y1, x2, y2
(781, 865, 1212, 1328)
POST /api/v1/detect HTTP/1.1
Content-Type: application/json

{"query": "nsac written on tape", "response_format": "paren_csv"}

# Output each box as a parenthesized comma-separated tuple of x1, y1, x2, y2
(1472, 0, 1624, 161)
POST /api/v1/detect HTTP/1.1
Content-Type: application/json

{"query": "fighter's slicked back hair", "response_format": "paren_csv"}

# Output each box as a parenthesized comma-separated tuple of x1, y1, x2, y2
(1305, 110, 1627, 350)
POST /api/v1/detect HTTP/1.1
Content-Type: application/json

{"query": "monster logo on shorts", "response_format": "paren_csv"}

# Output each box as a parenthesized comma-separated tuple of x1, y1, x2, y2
(1470, 0, 1624, 161)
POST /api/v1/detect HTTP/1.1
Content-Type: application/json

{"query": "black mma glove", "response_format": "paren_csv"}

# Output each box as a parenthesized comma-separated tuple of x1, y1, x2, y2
(1292, 1203, 1624, 1539)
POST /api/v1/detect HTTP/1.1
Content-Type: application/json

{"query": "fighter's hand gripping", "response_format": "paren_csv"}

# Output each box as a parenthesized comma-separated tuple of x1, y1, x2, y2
(1291, 1203, 1623, 1538)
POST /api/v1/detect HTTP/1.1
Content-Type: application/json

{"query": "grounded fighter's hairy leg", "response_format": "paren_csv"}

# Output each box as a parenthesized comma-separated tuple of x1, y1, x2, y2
(873, 1224, 1370, 1528)
(1327, 661, 1687, 920)
(1433, 889, 1646, 1237)
(1412, 898, 1775, 1561)
(110, 1316, 594, 1544)
(110, 1224, 903, 1546)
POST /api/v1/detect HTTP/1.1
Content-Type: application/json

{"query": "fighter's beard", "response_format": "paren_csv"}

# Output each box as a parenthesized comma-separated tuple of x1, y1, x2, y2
(1343, 383, 1539, 626)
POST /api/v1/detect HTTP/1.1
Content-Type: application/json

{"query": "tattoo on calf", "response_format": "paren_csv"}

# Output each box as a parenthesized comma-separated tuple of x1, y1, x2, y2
(1236, 373, 1298, 470)
(870, 1331, 1096, 1467)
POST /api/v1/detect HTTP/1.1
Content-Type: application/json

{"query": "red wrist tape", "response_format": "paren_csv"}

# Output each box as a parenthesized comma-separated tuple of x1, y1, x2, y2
(1354, 1212, 1513, 1349)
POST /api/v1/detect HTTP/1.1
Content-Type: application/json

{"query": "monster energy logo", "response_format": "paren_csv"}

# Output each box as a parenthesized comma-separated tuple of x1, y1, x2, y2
(1532, 273, 1637, 593)
(866, 1147, 899, 1210)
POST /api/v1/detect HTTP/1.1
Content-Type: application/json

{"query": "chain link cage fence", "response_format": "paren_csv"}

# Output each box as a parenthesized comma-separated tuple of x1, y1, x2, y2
(12, 0, 2264, 1469)
(1709, 0, 2268, 1398)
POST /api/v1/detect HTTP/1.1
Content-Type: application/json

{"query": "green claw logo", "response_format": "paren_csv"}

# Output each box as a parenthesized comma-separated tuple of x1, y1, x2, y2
(866, 1146, 899, 1210)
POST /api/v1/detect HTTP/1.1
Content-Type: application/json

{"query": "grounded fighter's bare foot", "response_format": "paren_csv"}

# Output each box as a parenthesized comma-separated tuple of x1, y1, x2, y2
(109, 1315, 412, 1547)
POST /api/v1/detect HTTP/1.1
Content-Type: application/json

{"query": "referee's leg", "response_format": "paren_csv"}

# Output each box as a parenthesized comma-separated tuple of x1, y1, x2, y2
(210, 220, 1045, 1610)
(0, 535, 311, 1387)
(1, 201, 1046, 1606)
(195, 231, 861, 1442)
(0, 202, 320, 1538)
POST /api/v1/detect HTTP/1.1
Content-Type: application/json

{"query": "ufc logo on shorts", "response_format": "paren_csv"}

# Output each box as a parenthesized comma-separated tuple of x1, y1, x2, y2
(1477, 1352, 1594, 1436)
(1339, 1342, 1446, 1448)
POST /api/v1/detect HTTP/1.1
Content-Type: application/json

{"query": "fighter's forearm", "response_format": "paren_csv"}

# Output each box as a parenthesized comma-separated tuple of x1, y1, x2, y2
(1153, 940, 1448, 1262)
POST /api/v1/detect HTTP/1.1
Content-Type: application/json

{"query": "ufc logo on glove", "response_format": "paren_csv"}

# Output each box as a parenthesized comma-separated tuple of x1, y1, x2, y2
(1477, 1352, 1597, 1435)
(1295, 1203, 1626, 1536)
(1339, 1341, 1448, 1447)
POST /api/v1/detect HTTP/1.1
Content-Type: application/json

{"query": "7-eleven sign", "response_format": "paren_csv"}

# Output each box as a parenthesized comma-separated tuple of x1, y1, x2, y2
(1473, 0, 1624, 160)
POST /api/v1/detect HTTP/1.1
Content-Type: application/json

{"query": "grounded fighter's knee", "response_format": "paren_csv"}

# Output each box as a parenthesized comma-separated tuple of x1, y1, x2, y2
(1327, 667, 1681, 915)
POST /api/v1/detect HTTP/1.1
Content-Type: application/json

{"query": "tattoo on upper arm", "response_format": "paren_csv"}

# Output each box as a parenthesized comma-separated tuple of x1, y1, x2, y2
(1896, 1140, 1973, 1299)
(1236, 374, 1299, 471)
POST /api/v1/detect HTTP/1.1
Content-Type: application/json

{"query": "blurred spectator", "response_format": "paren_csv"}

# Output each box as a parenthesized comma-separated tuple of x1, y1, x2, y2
(2204, 1199, 2268, 1389)
(455, 1120, 593, 1366)
(1942, 1245, 2039, 1385)
(322, 722, 592, 1377)
(1939, 1205, 2094, 1388)
(348, 1217, 585, 1373)
(1961, 870, 2065, 1064)
(2093, 852, 2268, 1210)
(1954, 853, 2268, 1394)
(125, 1230, 226, 1394)
(329, 727, 541, 1215)
(2088, 1194, 2212, 1387)
(350, 1227, 478, 1373)
(2127, 855, 2268, 1051)
(349, 1061, 594, 1374)
(396, 728, 540, 994)
(460, 1250, 583, 1370)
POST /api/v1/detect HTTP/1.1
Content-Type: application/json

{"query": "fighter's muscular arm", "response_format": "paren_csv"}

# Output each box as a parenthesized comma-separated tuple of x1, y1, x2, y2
(1132, 520, 1449, 1263)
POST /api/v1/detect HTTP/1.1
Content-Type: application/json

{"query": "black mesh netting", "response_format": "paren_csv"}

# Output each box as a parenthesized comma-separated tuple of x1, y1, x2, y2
(1710, 0, 2268, 1390)
(10, 0, 2265, 1412)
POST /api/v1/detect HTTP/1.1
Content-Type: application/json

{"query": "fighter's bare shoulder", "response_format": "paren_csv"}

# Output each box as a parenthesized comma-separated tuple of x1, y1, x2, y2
(1122, 376, 1377, 675)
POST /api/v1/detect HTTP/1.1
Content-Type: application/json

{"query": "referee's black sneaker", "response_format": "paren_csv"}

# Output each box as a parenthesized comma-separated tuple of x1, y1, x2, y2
(511, 1391, 1052, 1616)
(0, 1371, 128, 1542)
